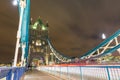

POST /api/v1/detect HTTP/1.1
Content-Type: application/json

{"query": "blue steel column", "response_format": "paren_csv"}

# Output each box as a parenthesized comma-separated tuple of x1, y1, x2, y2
(13, 0, 30, 67)
(13, 0, 26, 67)
(20, 0, 30, 66)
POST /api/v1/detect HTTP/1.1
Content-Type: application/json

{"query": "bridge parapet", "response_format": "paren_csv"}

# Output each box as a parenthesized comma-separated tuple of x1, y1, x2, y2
(38, 64, 120, 80)
(0, 67, 26, 80)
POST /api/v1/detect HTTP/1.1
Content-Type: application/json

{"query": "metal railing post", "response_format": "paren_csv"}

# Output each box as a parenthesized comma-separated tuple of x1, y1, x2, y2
(67, 66, 70, 80)
(6, 69, 12, 80)
(13, 69, 19, 80)
(79, 67, 83, 80)
(106, 67, 111, 80)
(60, 66, 62, 79)
(13, 68, 25, 80)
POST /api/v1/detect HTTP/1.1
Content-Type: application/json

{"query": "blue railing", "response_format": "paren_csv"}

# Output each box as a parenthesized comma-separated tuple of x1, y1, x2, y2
(0, 67, 26, 80)
(39, 64, 120, 80)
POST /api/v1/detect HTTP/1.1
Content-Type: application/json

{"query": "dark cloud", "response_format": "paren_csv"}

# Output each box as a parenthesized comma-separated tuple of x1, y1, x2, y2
(0, 0, 120, 63)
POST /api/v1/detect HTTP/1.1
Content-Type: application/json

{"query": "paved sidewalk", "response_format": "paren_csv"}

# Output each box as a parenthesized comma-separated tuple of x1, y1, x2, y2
(20, 69, 61, 80)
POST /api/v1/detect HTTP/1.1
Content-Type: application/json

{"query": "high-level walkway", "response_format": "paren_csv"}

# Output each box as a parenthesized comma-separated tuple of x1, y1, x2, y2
(20, 69, 61, 80)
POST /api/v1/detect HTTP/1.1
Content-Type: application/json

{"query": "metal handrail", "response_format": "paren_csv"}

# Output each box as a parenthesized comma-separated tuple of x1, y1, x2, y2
(0, 67, 26, 80)
(39, 64, 120, 80)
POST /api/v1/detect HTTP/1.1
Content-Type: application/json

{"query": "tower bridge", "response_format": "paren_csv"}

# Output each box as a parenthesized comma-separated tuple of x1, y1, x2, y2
(0, 0, 120, 80)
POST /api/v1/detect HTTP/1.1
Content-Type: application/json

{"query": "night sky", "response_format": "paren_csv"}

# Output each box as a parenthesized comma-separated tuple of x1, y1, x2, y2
(0, 0, 120, 63)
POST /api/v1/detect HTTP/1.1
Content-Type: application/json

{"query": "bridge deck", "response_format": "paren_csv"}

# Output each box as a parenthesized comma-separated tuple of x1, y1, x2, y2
(20, 69, 61, 80)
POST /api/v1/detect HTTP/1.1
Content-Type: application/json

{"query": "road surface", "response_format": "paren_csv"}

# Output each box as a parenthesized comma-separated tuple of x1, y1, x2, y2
(20, 69, 62, 80)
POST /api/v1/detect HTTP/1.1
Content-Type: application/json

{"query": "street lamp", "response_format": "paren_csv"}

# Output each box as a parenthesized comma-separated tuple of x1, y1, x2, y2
(12, 0, 18, 6)
(102, 33, 106, 39)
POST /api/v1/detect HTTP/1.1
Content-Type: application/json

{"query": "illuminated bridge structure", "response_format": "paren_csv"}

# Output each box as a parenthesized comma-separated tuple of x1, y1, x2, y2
(0, 0, 120, 80)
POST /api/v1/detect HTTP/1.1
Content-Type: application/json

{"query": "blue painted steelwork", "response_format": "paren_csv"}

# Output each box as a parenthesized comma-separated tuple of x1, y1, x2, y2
(19, 0, 30, 59)
(90, 44, 120, 59)
(14, 0, 30, 66)
(80, 29, 120, 59)
(6, 69, 12, 80)
(0, 67, 26, 80)
(106, 67, 111, 80)
(47, 38, 72, 62)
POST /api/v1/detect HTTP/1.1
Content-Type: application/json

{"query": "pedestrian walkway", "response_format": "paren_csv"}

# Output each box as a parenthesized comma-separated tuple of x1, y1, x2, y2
(20, 69, 61, 80)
